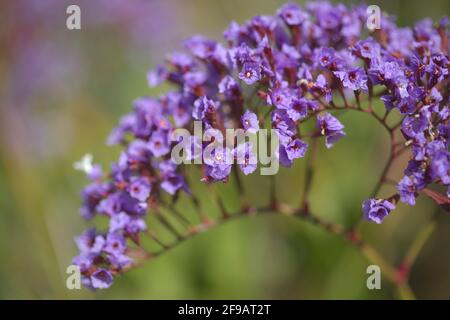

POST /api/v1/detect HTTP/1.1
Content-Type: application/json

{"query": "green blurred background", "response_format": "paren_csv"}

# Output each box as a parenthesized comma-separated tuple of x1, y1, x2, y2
(0, 0, 449, 299)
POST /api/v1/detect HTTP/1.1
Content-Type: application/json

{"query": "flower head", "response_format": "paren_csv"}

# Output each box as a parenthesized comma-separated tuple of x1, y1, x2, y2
(73, 1, 450, 289)
(317, 112, 346, 148)
(148, 131, 170, 157)
(239, 61, 261, 85)
(363, 198, 396, 224)
(128, 177, 151, 202)
(193, 96, 219, 122)
(241, 110, 259, 133)
(234, 142, 257, 175)
(334, 67, 368, 91)
(398, 176, 420, 206)
(284, 138, 308, 161)
(91, 269, 114, 289)
(277, 3, 308, 25)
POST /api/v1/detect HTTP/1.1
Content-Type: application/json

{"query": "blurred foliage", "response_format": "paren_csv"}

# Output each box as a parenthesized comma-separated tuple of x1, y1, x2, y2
(0, 0, 449, 299)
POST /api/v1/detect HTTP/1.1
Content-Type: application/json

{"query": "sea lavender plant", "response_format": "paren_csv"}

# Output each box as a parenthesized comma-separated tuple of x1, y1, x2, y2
(73, 1, 449, 292)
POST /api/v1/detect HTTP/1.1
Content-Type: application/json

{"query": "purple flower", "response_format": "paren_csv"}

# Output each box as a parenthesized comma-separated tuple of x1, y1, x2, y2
(234, 142, 257, 175)
(120, 193, 148, 216)
(161, 173, 185, 195)
(218, 75, 241, 99)
(204, 148, 233, 182)
(165, 92, 184, 123)
(91, 269, 114, 289)
(223, 21, 243, 45)
(97, 192, 122, 216)
(80, 182, 109, 220)
(184, 35, 216, 59)
(351, 38, 380, 61)
(72, 255, 93, 273)
(369, 61, 406, 88)
(110, 212, 147, 235)
(239, 61, 261, 85)
(317, 112, 346, 148)
(147, 65, 167, 87)
(286, 98, 317, 121)
(277, 3, 308, 25)
(127, 139, 151, 162)
(183, 70, 206, 91)
(241, 110, 259, 133)
(397, 176, 419, 206)
(75, 229, 105, 256)
(271, 109, 297, 138)
(317, 47, 340, 69)
(204, 163, 232, 182)
(284, 138, 308, 160)
(267, 85, 294, 109)
(128, 176, 151, 202)
(104, 232, 126, 257)
(109, 253, 132, 269)
(159, 159, 177, 174)
(397, 98, 418, 115)
(310, 75, 332, 102)
(425, 60, 448, 88)
(429, 87, 443, 104)
(401, 113, 429, 139)
(251, 15, 277, 35)
(168, 52, 194, 71)
(379, 94, 396, 111)
(278, 144, 293, 168)
(362, 198, 396, 224)
(193, 96, 219, 121)
(385, 27, 414, 56)
(334, 67, 368, 91)
(312, 2, 341, 30)
(182, 135, 203, 162)
(276, 44, 301, 69)
(148, 130, 170, 157)
(232, 43, 252, 66)
(429, 150, 450, 185)
(107, 114, 136, 145)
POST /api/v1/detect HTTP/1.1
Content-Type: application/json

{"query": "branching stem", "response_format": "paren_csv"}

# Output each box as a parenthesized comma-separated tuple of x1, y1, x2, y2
(127, 97, 437, 300)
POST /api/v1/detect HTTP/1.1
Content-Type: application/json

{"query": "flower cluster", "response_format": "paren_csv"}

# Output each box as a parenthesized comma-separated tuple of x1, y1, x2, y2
(73, 1, 449, 288)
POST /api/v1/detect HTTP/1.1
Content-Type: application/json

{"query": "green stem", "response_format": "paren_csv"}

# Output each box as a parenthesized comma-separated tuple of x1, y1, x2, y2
(397, 282, 416, 300)
(403, 219, 436, 269)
